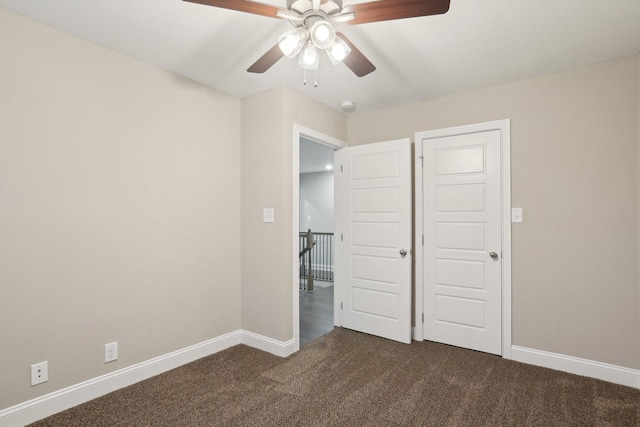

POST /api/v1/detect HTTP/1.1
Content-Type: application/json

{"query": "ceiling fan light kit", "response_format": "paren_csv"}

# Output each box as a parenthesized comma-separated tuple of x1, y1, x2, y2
(184, 0, 450, 78)
(309, 19, 335, 49)
(298, 41, 320, 70)
(326, 37, 351, 65)
(278, 27, 308, 58)
(276, 6, 352, 74)
(279, 25, 351, 70)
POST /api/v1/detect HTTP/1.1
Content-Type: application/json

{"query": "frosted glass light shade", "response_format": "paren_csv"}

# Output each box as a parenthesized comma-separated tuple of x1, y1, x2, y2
(298, 41, 320, 70)
(309, 20, 335, 49)
(278, 28, 308, 58)
(326, 36, 351, 65)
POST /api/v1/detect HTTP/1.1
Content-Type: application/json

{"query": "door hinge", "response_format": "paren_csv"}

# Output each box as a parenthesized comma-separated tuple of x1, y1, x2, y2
(420, 156, 424, 167)
(341, 233, 343, 241)
(340, 164, 343, 173)
(341, 302, 343, 310)
(422, 235, 424, 246)
(422, 313, 424, 323)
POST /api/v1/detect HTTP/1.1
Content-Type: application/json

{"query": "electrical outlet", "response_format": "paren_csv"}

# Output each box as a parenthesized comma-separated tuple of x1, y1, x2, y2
(104, 342, 118, 363)
(31, 361, 48, 386)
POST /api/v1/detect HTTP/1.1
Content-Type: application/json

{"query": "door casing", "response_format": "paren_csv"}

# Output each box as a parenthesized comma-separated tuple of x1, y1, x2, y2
(414, 119, 512, 359)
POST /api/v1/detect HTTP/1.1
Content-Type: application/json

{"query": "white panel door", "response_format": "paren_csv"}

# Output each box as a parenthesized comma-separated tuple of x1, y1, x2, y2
(335, 139, 412, 344)
(420, 130, 502, 355)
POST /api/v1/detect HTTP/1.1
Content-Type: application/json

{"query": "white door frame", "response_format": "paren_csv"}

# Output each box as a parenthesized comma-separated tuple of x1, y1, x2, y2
(292, 124, 346, 353)
(414, 119, 512, 359)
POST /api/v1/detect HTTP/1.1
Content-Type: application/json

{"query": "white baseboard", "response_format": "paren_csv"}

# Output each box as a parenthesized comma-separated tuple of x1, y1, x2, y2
(0, 331, 242, 427)
(409, 335, 639, 390)
(511, 345, 640, 389)
(0, 330, 296, 426)
(240, 329, 296, 358)
(9, 333, 636, 426)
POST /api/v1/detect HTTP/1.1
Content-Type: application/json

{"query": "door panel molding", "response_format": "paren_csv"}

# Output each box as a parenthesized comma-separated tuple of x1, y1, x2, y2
(335, 139, 412, 344)
(414, 120, 511, 358)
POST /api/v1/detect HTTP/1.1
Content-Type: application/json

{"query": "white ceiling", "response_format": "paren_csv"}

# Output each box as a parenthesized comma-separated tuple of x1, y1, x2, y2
(1, 0, 639, 113)
(300, 137, 335, 174)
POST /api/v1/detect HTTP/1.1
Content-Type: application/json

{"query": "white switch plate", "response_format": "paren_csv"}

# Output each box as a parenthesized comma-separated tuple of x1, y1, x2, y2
(263, 208, 274, 223)
(512, 207, 523, 223)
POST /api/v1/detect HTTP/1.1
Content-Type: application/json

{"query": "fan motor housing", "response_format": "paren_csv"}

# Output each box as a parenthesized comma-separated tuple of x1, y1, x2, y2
(287, 0, 342, 15)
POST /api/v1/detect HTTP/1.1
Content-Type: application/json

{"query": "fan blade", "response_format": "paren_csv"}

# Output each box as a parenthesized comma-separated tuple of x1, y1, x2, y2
(183, 0, 284, 19)
(247, 44, 284, 73)
(337, 32, 375, 77)
(343, 0, 450, 25)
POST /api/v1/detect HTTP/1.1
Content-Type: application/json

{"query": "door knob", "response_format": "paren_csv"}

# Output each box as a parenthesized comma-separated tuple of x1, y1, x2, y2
(399, 249, 407, 257)
(490, 251, 499, 260)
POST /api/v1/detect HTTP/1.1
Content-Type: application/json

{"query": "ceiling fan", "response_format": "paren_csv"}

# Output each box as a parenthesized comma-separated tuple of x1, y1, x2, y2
(183, 0, 450, 78)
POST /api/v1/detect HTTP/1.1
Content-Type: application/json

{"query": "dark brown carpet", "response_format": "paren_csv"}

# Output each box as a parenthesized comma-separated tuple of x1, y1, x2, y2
(30, 328, 640, 426)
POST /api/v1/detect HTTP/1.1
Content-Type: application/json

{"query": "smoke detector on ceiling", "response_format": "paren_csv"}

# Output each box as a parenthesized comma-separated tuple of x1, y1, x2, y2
(341, 100, 355, 112)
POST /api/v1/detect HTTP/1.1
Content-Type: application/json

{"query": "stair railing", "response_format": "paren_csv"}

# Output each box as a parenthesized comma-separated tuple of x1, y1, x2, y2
(299, 229, 334, 291)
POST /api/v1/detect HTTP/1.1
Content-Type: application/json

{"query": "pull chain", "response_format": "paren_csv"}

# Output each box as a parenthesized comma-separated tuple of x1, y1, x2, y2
(301, 68, 318, 87)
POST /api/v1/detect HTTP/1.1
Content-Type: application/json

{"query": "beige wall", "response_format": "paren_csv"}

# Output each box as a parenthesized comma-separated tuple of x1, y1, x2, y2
(240, 88, 288, 340)
(348, 55, 640, 369)
(241, 87, 346, 342)
(3, 3, 639, 414)
(0, 9, 242, 409)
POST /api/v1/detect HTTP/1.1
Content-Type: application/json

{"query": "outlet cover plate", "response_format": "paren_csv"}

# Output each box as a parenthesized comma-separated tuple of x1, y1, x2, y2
(104, 342, 118, 363)
(31, 361, 48, 386)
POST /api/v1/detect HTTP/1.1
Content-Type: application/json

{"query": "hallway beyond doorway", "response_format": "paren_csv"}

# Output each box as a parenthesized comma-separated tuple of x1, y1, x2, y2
(299, 283, 334, 346)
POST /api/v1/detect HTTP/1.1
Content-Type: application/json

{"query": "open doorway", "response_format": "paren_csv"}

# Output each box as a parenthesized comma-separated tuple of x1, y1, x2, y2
(299, 137, 335, 346)
(292, 125, 346, 351)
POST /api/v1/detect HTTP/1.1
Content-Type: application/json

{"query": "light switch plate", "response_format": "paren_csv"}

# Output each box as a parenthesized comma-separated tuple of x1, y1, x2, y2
(263, 208, 274, 223)
(512, 207, 523, 223)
